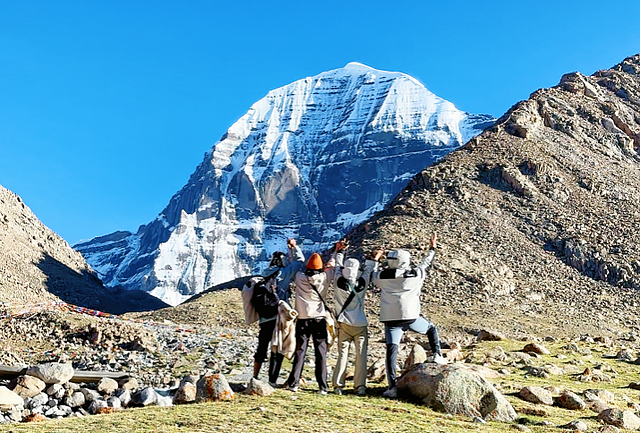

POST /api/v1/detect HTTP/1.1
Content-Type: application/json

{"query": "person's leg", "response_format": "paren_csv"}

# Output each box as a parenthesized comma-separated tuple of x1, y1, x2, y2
(352, 325, 368, 392)
(332, 324, 352, 391)
(384, 325, 404, 390)
(407, 317, 442, 356)
(268, 351, 285, 385)
(311, 318, 329, 391)
(286, 319, 310, 388)
(254, 320, 274, 379)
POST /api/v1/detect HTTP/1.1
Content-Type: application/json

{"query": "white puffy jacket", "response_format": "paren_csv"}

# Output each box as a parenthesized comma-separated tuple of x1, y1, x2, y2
(371, 249, 436, 322)
(332, 252, 374, 327)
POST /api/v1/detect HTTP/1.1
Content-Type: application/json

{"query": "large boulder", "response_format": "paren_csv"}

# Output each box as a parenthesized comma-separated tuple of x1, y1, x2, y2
(396, 363, 516, 422)
(97, 378, 119, 395)
(196, 373, 234, 402)
(26, 363, 74, 384)
(0, 386, 23, 411)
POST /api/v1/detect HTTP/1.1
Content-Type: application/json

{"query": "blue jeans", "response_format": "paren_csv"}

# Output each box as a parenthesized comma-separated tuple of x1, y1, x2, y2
(384, 317, 441, 388)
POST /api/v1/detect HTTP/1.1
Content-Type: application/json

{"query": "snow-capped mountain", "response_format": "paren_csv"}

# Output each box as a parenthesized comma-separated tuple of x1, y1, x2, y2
(75, 63, 494, 305)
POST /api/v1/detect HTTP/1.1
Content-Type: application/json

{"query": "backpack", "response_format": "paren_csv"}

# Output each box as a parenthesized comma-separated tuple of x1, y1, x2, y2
(242, 276, 263, 325)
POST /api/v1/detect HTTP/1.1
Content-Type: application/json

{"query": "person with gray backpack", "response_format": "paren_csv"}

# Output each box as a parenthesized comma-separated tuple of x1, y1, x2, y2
(369, 232, 446, 399)
(331, 239, 375, 396)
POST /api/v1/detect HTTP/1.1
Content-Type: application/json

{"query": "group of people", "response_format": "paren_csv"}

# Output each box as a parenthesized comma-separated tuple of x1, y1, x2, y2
(244, 233, 445, 398)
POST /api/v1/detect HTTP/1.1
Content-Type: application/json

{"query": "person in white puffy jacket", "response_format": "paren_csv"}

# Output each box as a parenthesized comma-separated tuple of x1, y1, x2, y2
(370, 232, 446, 399)
(331, 239, 375, 396)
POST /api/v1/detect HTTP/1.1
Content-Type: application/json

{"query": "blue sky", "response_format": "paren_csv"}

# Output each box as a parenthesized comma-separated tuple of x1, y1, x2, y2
(1, 0, 639, 244)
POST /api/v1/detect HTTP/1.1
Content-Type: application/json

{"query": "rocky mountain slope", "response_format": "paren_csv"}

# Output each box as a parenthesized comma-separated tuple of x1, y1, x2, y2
(0, 185, 168, 314)
(336, 54, 640, 340)
(75, 63, 494, 306)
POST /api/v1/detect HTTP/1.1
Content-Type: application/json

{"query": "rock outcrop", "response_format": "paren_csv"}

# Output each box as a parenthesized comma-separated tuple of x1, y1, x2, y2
(396, 363, 516, 421)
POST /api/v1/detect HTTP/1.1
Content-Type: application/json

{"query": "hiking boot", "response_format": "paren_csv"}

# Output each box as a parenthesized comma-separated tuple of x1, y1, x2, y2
(355, 386, 366, 396)
(334, 388, 343, 395)
(433, 353, 448, 365)
(268, 381, 277, 388)
(284, 383, 298, 392)
(382, 387, 397, 399)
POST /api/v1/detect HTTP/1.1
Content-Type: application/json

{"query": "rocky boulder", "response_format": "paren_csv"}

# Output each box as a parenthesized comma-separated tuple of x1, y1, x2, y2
(26, 363, 74, 384)
(196, 373, 234, 402)
(245, 378, 274, 397)
(598, 408, 640, 430)
(396, 363, 516, 422)
(0, 386, 23, 411)
(173, 382, 197, 404)
(11, 375, 46, 398)
(519, 386, 554, 405)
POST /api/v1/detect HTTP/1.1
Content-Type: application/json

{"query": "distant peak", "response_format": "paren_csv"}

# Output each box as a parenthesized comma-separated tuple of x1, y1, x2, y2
(344, 62, 375, 71)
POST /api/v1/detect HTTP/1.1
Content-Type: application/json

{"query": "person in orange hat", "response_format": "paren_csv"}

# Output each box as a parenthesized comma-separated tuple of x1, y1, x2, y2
(284, 251, 335, 395)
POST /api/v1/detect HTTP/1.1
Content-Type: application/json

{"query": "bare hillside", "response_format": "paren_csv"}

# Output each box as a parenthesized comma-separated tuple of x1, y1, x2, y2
(335, 54, 640, 341)
(0, 185, 167, 313)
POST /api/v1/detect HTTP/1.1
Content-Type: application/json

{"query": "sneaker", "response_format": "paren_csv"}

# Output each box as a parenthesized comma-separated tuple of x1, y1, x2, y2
(355, 387, 366, 396)
(433, 353, 448, 365)
(334, 388, 343, 395)
(382, 387, 397, 399)
(318, 389, 328, 395)
(268, 381, 277, 388)
(284, 383, 298, 392)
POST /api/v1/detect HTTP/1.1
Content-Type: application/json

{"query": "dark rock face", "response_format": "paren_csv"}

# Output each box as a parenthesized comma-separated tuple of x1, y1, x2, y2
(76, 64, 493, 305)
(347, 54, 640, 339)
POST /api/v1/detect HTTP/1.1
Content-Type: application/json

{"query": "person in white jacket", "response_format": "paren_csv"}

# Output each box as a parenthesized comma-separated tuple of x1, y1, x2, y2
(370, 232, 446, 399)
(331, 239, 375, 396)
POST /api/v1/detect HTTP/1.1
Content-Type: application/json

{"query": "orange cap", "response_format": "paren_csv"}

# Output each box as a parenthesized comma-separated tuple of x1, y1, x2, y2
(306, 253, 323, 270)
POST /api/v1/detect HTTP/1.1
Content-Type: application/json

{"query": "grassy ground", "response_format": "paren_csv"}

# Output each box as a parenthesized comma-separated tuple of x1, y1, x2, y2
(6, 338, 640, 433)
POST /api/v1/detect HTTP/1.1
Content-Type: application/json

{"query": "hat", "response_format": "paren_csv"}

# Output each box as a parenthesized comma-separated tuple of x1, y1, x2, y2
(386, 249, 411, 270)
(306, 253, 323, 270)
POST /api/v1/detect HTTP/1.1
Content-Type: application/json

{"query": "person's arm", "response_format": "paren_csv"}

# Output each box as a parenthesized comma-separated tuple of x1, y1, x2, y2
(367, 248, 384, 285)
(416, 233, 437, 276)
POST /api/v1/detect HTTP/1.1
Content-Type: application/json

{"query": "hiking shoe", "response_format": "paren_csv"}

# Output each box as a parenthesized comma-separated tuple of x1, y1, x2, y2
(382, 387, 397, 399)
(284, 383, 298, 392)
(318, 389, 328, 395)
(334, 388, 343, 395)
(355, 387, 366, 396)
(433, 353, 448, 365)
(268, 381, 277, 388)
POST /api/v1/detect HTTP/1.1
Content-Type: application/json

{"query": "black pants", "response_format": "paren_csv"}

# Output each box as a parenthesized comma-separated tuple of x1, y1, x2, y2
(286, 318, 328, 390)
(255, 319, 285, 383)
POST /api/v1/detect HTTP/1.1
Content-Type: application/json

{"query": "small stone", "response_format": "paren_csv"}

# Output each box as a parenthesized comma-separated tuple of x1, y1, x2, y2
(245, 378, 274, 397)
(132, 387, 158, 406)
(114, 389, 131, 407)
(519, 386, 553, 405)
(80, 388, 101, 403)
(97, 378, 118, 395)
(522, 343, 550, 355)
(403, 344, 427, 371)
(485, 346, 508, 361)
(557, 390, 586, 410)
(629, 382, 640, 390)
(560, 420, 587, 431)
(64, 392, 85, 408)
(477, 329, 505, 341)
(46, 384, 65, 399)
(173, 382, 197, 404)
(107, 396, 121, 409)
(118, 377, 139, 391)
(88, 399, 108, 415)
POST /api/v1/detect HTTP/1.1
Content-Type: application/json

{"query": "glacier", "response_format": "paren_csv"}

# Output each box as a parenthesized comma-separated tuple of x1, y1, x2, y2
(75, 62, 495, 306)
